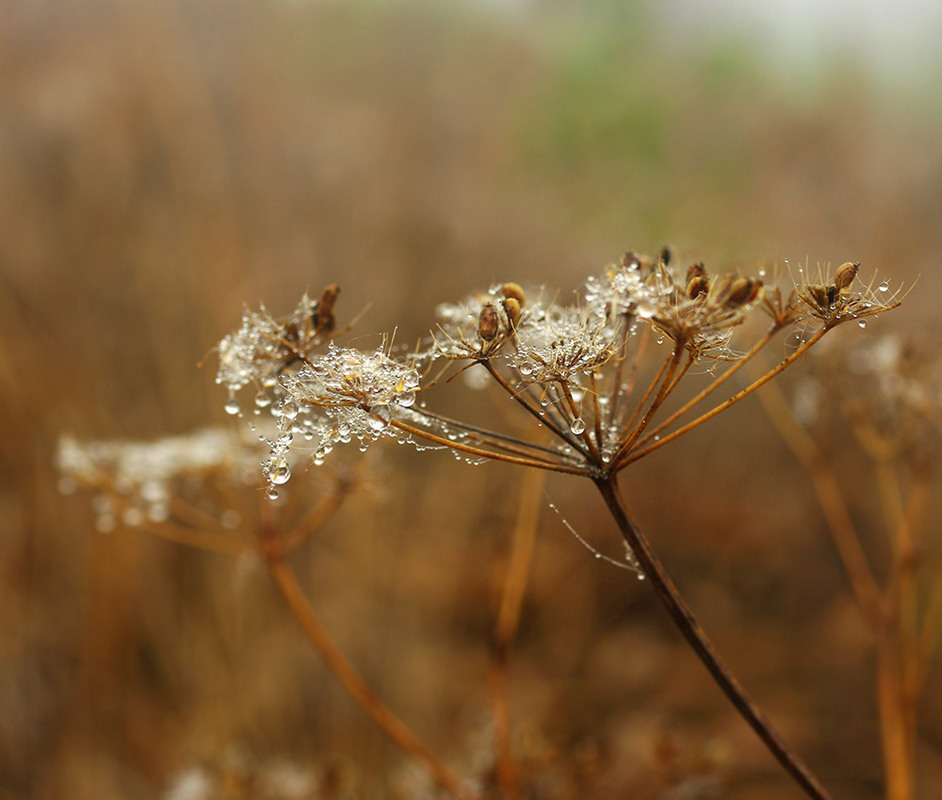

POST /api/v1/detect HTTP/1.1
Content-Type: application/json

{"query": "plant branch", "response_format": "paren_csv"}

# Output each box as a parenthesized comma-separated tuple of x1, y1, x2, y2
(594, 473, 834, 800)
(264, 542, 480, 800)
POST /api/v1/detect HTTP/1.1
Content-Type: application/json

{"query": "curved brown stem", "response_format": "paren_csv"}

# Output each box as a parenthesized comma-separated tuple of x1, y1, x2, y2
(264, 542, 481, 800)
(594, 473, 834, 800)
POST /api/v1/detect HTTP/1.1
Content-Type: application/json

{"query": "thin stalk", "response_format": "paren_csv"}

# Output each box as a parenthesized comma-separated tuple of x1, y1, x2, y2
(389, 418, 587, 476)
(264, 544, 481, 800)
(757, 382, 884, 625)
(876, 642, 912, 800)
(594, 474, 834, 800)
(560, 381, 601, 463)
(610, 341, 686, 465)
(636, 325, 780, 449)
(408, 406, 584, 465)
(490, 468, 545, 800)
(616, 344, 677, 446)
(618, 326, 829, 470)
(142, 519, 253, 556)
(483, 361, 585, 454)
(279, 481, 351, 553)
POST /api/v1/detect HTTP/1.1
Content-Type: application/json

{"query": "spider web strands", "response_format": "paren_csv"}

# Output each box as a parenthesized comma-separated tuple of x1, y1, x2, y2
(615, 325, 829, 471)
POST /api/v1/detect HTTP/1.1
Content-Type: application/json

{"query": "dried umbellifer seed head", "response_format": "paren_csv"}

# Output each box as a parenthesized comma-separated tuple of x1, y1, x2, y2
(833, 262, 860, 292)
(502, 297, 522, 330)
(501, 283, 526, 306)
(478, 303, 499, 341)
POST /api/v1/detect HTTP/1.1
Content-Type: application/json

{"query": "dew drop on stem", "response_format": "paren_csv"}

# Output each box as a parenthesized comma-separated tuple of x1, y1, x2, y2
(570, 417, 586, 435)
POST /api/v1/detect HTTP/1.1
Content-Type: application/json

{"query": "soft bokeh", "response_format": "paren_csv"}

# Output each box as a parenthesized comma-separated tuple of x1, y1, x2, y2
(3, 1, 940, 798)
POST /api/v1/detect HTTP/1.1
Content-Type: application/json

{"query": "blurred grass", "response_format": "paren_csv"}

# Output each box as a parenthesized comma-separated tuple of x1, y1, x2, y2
(2, 1, 940, 798)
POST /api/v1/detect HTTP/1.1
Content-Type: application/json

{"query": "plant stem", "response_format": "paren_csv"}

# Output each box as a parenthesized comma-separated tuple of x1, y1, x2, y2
(264, 542, 481, 800)
(594, 473, 834, 800)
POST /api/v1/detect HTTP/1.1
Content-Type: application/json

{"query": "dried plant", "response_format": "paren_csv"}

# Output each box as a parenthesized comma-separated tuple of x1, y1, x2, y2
(59, 333, 484, 800)
(760, 331, 941, 800)
(213, 250, 904, 800)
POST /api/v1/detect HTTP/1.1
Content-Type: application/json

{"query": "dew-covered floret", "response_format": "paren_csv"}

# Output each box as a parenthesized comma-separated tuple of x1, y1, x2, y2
(57, 428, 266, 530)
(216, 285, 340, 396)
(512, 304, 618, 383)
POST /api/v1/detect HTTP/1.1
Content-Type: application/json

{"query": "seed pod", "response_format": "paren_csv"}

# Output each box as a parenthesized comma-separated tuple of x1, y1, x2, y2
(806, 284, 830, 310)
(502, 297, 522, 330)
(726, 277, 762, 307)
(314, 284, 341, 334)
(501, 282, 526, 307)
(284, 320, 301, 344)
(686, 275, 710, 300)
(478, 302, 499, 341)
(686, 262, 707, 282)
(833, 261, 860, 292)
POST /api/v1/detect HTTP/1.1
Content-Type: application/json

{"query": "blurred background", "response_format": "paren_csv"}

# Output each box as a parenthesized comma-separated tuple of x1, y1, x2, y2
(2, 0, 941, 798)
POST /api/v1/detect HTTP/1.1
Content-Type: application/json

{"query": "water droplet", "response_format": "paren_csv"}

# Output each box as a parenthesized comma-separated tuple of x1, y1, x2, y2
(282, 400, 300, 420)
(255, 391, 272, 408)
(397, 389, 416, 408)
(403, 370, 420, 388)
(878, 282, 889, 293)
(224, 397, 241, 415)
(267, 487, 280, 500)
(270, 462, 291, 485)
(122, 507, 144, 527)
(518, 361, 533, 376)
(570, 417, 586, 435)
(96, 514, 116, 533)
(758, 268, 767, 277)
(858, 319, 868, 328)
(369, 404, 392, 430)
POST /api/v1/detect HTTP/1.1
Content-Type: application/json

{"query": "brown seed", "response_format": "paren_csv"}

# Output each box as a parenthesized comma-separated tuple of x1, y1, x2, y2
(502, 297, 522, 330)
(478, 303, 499, 341)
(686, 275, 710, 300)
(501, 282, 526, 306)
(806, 284, 830, 310)
(833, 261, 860, 291)
(686, 262, 707, 282)
(726, 278, 762, 307)
(314, 284, 341, 334)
